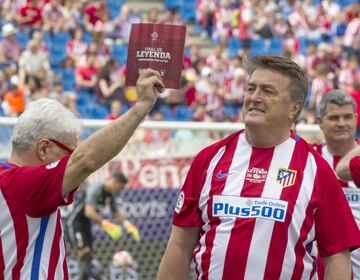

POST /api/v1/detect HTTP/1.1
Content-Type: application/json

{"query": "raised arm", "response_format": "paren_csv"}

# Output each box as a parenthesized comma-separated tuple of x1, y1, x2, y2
(62, 69, 164, 194)
(157, 225, 199, 280)
(335, 145, 360, 181)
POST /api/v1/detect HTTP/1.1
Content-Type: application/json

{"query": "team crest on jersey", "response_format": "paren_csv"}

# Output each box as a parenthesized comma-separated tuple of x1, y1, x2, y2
(245, 167, 268, 183)
(175, 191, 185, 213)
(46, 160, 60, 169)
(276, 168, 297, 188)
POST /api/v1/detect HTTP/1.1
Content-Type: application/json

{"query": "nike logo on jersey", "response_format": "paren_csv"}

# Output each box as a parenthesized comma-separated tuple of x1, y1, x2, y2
(216, 171, 235, 179)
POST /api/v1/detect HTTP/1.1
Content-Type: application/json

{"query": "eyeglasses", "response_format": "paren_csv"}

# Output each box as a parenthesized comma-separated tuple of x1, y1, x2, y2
(49, 139, 74, 154)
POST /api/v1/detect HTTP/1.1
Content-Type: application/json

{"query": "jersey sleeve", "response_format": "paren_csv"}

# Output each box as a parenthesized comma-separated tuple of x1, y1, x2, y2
(350, 156, 360, 187)
(173, 149, 212, 228)
(314, 157, 360, 257)
(5, 155, 75, 217)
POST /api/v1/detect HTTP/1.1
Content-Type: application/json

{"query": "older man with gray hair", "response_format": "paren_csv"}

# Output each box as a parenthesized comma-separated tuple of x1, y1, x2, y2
(0, 69, 164, 279)
(314, 89, 360, 278)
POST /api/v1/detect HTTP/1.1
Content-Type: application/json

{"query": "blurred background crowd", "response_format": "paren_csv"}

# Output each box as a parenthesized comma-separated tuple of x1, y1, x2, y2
(0, 0, 358, 128)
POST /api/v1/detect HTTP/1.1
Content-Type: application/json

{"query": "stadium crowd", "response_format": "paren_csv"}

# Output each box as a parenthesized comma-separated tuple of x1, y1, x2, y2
(0, 0, 358, 128)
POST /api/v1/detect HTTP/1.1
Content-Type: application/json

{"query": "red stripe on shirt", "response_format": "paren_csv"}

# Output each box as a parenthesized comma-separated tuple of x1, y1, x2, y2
(291, 200, 317, 279)
(223, 147, 274, 279)
(7, 199, 29, 280)
(47, 210, 61, 279)
(264, 139, 308, 277)
(200, 135, 239, 279)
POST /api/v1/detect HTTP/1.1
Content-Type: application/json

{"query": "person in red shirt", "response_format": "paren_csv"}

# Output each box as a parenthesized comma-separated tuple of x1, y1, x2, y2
(75, 53, 99, 95)
(158, 55, 360, 280)
(0, 69, 164, 279)
(83, 0, 108, 32)
(15, 0, 43, 29)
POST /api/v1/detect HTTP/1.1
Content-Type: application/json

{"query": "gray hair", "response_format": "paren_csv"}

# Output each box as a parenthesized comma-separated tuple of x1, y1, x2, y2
(12, 98, 82, 152)
(319, 89, 356, 117)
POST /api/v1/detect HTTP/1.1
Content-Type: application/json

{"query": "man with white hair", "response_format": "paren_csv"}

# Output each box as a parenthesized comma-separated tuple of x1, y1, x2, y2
(0, 69, 164, 279)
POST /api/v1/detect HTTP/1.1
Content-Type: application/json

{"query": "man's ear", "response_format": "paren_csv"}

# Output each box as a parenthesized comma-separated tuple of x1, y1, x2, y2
(37, 139, 50, 161)
(290, 100, 303, 122)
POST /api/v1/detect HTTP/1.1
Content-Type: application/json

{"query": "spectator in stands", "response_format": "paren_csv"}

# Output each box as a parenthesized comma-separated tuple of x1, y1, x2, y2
(42, 0, 68, 32)
(212, 0, 233, 47)
(75, 52, 99, 96)
(31, 30, 48, 54)
(107, 99, 123, 120)
(315, 4, 331, 40)
(197, 0, 216, 38)
(90, 31, 110, 66)
(234, 0, 253, 51)
(342, 16, 360, 57)
(302, 0, 317, 27)
(253, 5, 273, 39)
(288, 2, 310, 38)
(0, 68, 163, 279)
(158, 55, 360, 280)
(309, 64, 334, 113)
(223, 67, 246, 108)
(145, 7, 159, 24)
(50, 81, 77, 113)
(97, 57, 125, 108)
(15, 0, 42, 30)
(314, 90, 360, 278)
(321, 0, 340, 22)
(143, 111, 171, 147)
(0, 23, 21, 67)
(160, 8, 184, 26)
(273, 14, 288, 37)
(183, 71, 197, 107)
(66, 28, 88, 65)
(1, 75, 26, 117)
(339, 55, 360, 94)
(111, 4, 142, 41)
(83, 0, 109, 32)
(63, 0, 83, 31)
(309, 43, 340, 78)
(18, 40, 50, 84)
(191, 104, 213, 122)
(0, 69, 9, 98)
(195, 66, 216, 107)
(330, 12, 348, 40)
(25, 75, 48, 101)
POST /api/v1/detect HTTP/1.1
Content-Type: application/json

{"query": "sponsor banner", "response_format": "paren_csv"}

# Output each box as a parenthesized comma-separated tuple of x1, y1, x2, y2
(104, 158, 193, 189)
(62, 189, 180, 241)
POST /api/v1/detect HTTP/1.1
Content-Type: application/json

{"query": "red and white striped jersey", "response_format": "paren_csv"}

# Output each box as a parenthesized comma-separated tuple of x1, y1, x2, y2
(314, 143, 360, 278)
(174, 130, 360, 280)
(0, 156, 74, 280)
(350, 156, 360, 187)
